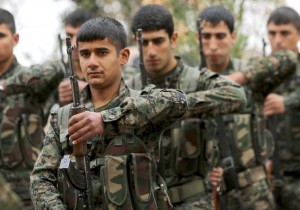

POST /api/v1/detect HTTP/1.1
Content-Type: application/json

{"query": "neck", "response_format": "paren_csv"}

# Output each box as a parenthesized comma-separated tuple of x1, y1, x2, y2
(207, 57, 230, 74)
(149, 56, 178, 79)
(90, 81, 120, 108)
(0, 55, 14, 77)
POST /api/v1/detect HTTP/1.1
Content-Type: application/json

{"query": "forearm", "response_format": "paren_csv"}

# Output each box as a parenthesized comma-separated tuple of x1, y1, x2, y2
(101, 86, 186, 135)
(3, 61, 65, 98)
(242, 49, 297, 96)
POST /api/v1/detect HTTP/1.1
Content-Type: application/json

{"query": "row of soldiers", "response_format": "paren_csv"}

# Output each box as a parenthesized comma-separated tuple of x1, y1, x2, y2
(0, 3, 299, 210)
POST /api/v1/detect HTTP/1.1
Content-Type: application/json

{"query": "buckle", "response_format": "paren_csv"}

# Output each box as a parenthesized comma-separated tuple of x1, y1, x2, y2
(221, 157, 235, 171)
(273, 178, 284, 187)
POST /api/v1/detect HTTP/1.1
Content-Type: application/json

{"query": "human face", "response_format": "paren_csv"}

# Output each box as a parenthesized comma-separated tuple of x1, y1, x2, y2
(0, 24, 18, 64)
(65, 24, 80, 60)
(78, 38, 129, 90)
(267, 22, 300, 53)
(137, 29, 177, 78)
(200, 21, 236, 72)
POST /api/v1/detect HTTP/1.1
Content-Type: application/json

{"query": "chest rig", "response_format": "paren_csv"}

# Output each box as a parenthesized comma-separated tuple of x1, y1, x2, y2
(55, 89, 172, 210)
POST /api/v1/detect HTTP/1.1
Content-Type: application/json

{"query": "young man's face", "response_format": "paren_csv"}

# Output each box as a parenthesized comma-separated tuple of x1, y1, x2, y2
(136, 29, 177, 78)
(0, 23, 18, 64)
(267, 22, 300, 53)
(65, 24, 80, 61)
(200, 21, 236, 71)
(78, 38, 128, 90)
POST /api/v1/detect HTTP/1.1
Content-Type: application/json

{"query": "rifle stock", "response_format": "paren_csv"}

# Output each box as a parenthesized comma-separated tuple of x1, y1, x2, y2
(66, 36, 94, 210)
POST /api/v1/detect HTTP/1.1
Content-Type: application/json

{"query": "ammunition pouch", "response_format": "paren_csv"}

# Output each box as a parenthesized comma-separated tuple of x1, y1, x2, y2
(0, 93, 43, 169)
(222, 165, 267, 192)
(285, 112, 300, 155)
(162, 119, 216, 179)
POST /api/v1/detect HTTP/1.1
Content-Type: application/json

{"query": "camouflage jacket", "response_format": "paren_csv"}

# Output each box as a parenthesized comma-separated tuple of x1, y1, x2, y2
(30, 80, 187, 209)
(0, 172, 22, 210)
(0, 58, 65, 202)
(217, 50, 297, 187)
(270, 53, 300, 172)
(126, 57, 247, 203)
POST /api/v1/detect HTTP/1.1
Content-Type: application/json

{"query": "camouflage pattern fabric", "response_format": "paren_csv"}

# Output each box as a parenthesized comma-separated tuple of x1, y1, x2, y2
(126, 56, 247, 210)
(0, 57, 65, 209)
(218, 50, 297, 210)
(269, 53, 300, 210)
(0, 172, 22, 210)
(30, 80, 186, 209)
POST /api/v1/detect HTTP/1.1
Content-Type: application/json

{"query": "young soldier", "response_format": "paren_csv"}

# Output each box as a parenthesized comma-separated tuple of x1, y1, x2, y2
(30, 16, 189, 209)
(0, 8, 65, 209)
(126, 4, 247, 210)
(263, 6, 300, 210)
(198, 6, 297, 210)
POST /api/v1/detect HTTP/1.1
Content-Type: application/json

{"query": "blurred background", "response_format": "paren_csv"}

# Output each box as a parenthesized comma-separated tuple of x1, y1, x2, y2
(1, 0, 299, 67)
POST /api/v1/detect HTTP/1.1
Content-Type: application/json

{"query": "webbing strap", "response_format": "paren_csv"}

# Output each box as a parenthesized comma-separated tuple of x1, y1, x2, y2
(57, 104, 72, 143)
(168, 179, 205, 203)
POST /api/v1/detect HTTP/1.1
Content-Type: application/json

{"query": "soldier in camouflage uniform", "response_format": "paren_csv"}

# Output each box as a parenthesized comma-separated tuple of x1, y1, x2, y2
(30, 16, 190, 210)
(57, 8, 95, 107)
(126, 4, 247, 210)
(263, 7, 300, 210)
(0, 8, 65, 209)
(0, 172, 22, 210)
(196, 6, 291, 210)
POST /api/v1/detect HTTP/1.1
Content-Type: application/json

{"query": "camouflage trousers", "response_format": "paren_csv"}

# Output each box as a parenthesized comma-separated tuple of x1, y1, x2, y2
(222, 179, 275, 210)
(276, 176, 300, 210)
(172, 192, 213, 210)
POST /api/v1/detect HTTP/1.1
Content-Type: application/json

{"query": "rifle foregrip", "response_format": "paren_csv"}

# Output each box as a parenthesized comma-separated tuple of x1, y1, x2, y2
(71, 106, 87, 157)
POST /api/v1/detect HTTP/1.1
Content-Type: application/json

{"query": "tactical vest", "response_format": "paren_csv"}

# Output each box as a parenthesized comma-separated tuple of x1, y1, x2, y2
(55, 88, 172, 210)
(219, 59, 272, 192)
(131, 66, 218, 204)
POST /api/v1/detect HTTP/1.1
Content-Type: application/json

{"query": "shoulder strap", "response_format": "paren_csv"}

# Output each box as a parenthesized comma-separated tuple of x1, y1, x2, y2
(180, 67, 199, 93)
(57, 104, 72, 143)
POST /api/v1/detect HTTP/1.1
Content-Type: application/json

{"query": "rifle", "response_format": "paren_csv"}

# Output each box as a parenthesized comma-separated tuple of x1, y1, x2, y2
(59, 36, 94, 210)
(137, 29, 147, 88)
(262, 38, 267, 57)
(197, 18, 206, 69)
(58, 34, 68, 71)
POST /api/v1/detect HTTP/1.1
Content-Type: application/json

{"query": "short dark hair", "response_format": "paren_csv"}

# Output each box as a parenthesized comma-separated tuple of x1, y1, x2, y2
(76, 17, 127, 52)
(267, 6, 300, 31)
(198, 6, 235, 33)
(131, 4, 174, 38)
(65, 8, 95, 28)
(0, 8, 16, 34)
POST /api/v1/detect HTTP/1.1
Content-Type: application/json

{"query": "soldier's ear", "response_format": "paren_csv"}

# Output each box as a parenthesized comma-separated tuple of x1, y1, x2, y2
(120, 48, 130, 66)
(13, 33, 19, 47)
(231, 32, 237, 44)
(171, 31, 178, 49)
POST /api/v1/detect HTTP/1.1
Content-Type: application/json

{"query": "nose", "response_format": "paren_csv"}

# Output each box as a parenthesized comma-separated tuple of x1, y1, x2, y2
(273, 33, 282, 47)
(146, 42, 157, 57)
(209, 37, 218, 51)
(88, 53, 98, 69)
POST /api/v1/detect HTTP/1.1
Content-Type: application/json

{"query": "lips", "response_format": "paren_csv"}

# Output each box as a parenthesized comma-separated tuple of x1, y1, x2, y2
(146, 59, 159, 65)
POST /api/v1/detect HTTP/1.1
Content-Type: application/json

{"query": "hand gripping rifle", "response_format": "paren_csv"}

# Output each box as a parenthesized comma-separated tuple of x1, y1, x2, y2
(60, 37, 94, 210)
(197, 18, 206, 69)
(137, 29, 147, 88)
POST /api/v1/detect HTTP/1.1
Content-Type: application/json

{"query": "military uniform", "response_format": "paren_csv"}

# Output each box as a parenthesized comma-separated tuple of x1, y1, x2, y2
(269, 53, 300, 210)
(0, 58, 65, 209)
(126, 56, 247, 210)
(217, 50, 297, 210)
(0, 172, 22, 210)
(30, 80, 187, 209)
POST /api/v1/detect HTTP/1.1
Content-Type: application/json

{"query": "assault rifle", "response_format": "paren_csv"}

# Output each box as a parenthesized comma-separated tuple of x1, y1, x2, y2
(137, 29, 147, 88)
(197, 18, 206, 69)
(60, 36, 94, 210)
(57, 34, 68, 71)
(262, 38, 267, 57)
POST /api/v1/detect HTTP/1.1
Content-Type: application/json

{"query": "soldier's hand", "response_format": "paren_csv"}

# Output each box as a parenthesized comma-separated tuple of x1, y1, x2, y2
(68, 111, 104, 145)
(209, 167, 224, 187)
(263, 93, 285, 116)
(59, 79, 87, 106)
